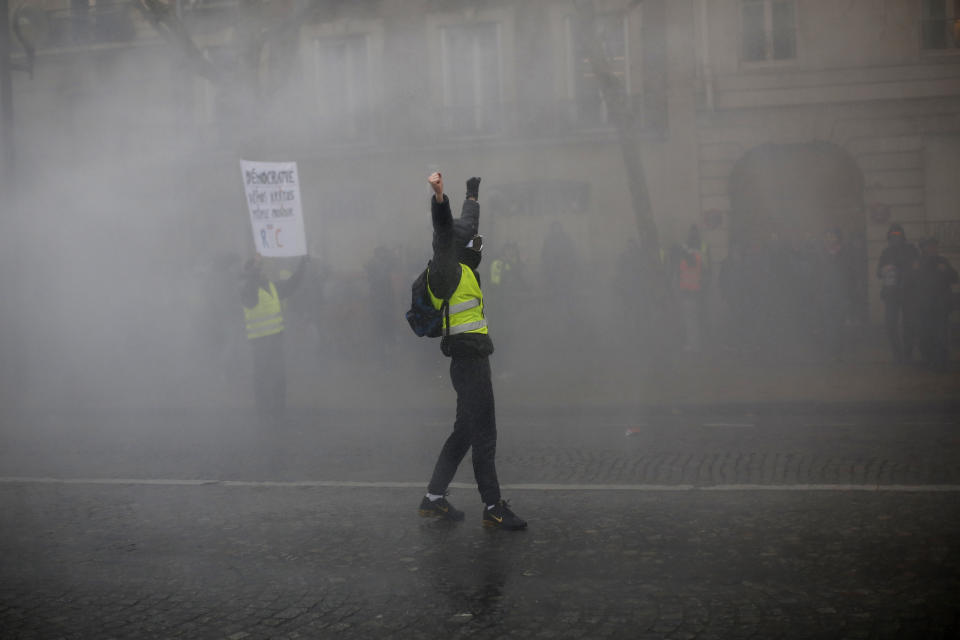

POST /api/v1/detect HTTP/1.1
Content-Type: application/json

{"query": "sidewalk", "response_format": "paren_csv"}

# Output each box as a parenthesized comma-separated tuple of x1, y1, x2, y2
(9, 330, 959, 414)
(281, 339, 960, 414)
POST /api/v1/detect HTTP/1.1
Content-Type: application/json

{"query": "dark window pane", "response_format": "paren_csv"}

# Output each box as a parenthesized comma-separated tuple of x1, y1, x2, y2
(442, 23, 501, 133)
(924, 0, 947, 19)
(742, 2, 767, 61)
(771, 1, 796, 59)
(571, 13, 626, 126)
(315, 36, 369, 139)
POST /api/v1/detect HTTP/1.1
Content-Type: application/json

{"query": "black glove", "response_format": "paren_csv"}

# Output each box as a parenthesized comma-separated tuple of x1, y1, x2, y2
(466, 177, 481, 200)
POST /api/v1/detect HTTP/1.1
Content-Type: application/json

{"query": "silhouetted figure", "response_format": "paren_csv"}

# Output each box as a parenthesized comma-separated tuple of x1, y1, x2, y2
(489, 242, 527, 303)
(487, 242, 527, 372)
(905, 237, 957, 370)
(817, 229, 854, 362)
(540, 221, 578, 299)
(876, 223, 919, 363)
(366, 245, 399, 361)
(671, 225, 705, 353)
(241, 253, 307, 426)
(719, 244, 750, 352)
(615, 237, 647, 334)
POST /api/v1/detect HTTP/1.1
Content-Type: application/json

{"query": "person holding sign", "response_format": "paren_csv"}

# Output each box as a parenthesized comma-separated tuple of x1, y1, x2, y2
(417, 172, 527, 531)
(241, 253, 308, 426)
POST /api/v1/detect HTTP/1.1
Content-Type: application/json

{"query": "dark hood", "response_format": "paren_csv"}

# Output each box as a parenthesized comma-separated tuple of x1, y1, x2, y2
(433, 218, 481, 270)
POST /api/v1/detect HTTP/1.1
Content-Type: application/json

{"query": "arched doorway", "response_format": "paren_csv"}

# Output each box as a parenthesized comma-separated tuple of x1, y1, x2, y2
(729, 142, 864, 245)
(727, 142, 869, 350)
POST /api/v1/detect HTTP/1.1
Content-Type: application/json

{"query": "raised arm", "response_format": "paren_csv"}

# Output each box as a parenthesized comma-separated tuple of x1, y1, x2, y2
(459, 177, 481, 235)
(428, 172, 460, 299)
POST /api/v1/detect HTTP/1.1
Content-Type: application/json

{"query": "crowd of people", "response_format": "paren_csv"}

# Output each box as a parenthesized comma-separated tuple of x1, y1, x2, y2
(219, 218, 958, 420)
(677, 222, 957, 370)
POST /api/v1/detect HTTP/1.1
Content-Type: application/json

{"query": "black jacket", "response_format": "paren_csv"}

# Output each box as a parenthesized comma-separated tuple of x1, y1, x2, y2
(876, 241, 918, 297)
(429, 194, 494, 358)
(905, 255, 958, 314)
(241, 257, 307, 310)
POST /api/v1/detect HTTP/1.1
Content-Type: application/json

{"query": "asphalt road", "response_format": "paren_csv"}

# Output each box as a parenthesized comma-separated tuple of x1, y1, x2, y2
(1, 406, 959, 639)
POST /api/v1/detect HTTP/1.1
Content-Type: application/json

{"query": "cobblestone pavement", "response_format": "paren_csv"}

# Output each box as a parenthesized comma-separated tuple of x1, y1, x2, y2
(1, 407, 958, 486)
(1, 407, 959, 639)
(1, 484, 959, 639)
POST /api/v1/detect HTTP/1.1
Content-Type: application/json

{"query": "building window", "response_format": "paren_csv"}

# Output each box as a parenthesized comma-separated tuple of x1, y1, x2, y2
(312, 35, 371, 141)
(922, 0, 960, 50)
(439, 22, 502, 135)
(741, 0, 797, 62)
(566, 12, 630, 127)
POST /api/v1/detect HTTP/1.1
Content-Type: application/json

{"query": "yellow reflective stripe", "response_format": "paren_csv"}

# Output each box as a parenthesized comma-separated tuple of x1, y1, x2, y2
(244, 282, 285, 339)
(247, 324, 284, 339)
(247, 319, 284, 333)
(246, 312, 283, 327)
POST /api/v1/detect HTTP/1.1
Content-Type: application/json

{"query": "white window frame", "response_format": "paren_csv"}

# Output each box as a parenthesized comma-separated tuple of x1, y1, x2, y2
(438, 21, 503, 135)
(427, 6, 514, 138)
(563, 11, 632, 128)
(310, 34, 372, 139)
(740, 0, 799, 65)
(300, 18, 383, 143)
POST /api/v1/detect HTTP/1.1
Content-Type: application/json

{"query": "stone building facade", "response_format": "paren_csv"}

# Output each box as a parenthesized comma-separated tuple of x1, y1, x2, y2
(6, 0, 960, 325)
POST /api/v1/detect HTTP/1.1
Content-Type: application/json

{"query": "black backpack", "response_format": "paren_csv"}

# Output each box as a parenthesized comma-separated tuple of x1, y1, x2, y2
(405, 263, 450, 338)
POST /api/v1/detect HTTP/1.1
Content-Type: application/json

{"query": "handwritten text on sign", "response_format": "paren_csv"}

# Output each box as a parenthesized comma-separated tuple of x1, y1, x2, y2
(240, 160, 307, 257)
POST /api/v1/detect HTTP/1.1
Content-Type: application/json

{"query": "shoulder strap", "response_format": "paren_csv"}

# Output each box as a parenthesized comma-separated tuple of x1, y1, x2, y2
(427, 261, 453, 339)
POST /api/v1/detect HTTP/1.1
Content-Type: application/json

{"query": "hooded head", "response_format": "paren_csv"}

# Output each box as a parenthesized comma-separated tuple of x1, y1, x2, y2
(887, 223, 906, 245)
(433, 217, 482, 270)
(242, 255, 266, 284)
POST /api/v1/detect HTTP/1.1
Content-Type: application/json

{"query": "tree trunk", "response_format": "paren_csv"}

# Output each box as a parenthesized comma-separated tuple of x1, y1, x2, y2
(572, 0, 660, 270)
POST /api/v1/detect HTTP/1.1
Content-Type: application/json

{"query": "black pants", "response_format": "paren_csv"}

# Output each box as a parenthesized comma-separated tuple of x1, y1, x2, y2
(250, 333, 286, 421)
(427, 355, 501, 506)
(917, 309, 950, 367)
(883, 295, 914, 361)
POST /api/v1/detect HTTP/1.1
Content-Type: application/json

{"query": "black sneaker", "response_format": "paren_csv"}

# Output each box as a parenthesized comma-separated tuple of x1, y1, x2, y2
(482, 499, 527, 530)
(418, 495, 465, 521)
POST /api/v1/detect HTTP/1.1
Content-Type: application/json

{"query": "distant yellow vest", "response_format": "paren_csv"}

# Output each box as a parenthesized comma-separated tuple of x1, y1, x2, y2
(428, 264, 488, 335)
(244, 282, 285, 339)
(490, 259, 511, 286)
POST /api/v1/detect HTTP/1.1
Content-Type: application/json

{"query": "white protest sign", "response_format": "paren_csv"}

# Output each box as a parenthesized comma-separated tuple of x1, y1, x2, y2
(240, 160, 307, 257)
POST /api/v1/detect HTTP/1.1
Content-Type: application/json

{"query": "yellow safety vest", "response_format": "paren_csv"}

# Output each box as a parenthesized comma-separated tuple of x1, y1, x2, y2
(244, 282, 285, 339)
(490, 259, 511, 286)
(428, 264, 488, 336)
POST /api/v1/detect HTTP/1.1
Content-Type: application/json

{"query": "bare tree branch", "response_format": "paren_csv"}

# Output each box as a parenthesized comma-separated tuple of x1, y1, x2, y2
(132, 0, 222, 84)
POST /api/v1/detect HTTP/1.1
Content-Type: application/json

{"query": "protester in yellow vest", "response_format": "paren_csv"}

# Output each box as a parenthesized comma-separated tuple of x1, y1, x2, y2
(241, 253, 308, 426)
(416, 171, 527, 531)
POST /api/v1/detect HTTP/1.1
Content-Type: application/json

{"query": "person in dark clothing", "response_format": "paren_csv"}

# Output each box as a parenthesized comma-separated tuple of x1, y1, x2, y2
(905, 238, 958, 370)
(818, 229, 854, 362)
(417, 171, 527, 531)
(876, 223, 919, 363)
(241, 253, 308, 425)
(366, 245, 399, 361)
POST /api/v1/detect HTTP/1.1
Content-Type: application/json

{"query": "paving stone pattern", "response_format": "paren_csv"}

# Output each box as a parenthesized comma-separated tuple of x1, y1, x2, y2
(1, 407, 959, 638)
(1, 484, 959, 640)
(1, 409, 958, 487)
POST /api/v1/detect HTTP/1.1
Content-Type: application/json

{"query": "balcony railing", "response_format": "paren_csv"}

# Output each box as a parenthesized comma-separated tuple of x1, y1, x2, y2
(431, 97, 641, 143)
(14, 1, 140, 50)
